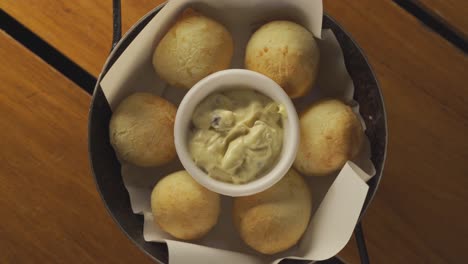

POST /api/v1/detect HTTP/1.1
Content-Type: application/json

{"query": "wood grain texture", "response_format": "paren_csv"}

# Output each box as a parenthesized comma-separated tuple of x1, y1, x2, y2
(1, 0, 164, 76)
(413, 0, 468, 40)
(2, 0, 468, 263)
(324, 0, 468, 263)
(0, 31, 154, 264)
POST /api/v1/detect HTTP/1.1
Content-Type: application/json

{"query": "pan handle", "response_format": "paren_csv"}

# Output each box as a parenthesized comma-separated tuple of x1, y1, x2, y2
(112, 0, 122, 50)
(355, 222, 370, 264)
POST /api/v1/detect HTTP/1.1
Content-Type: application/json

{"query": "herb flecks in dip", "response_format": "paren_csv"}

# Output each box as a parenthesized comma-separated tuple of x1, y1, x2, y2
(189, 90, 286, 184)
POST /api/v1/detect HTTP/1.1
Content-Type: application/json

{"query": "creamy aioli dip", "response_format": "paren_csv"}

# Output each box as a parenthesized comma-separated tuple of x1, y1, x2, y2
(189, 89, 286, 184)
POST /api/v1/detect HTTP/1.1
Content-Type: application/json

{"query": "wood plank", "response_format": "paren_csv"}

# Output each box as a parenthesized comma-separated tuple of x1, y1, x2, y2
(1, 0, 163, 76)
(413, 0, 468, 40)
(2, 0, 468, 263)
(0, 31, 154, 264)
(324, 1, 468, 263)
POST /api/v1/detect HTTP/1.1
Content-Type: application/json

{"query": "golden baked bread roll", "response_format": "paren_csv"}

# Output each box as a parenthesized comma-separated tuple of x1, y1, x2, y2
(294, 99, 364, 176)
(151, 170, 221, 240)
(233, 169, 312, 254)
(153, 9, 234, 89)
(245, 20, 320, 98)
(109, 93, 177, 167)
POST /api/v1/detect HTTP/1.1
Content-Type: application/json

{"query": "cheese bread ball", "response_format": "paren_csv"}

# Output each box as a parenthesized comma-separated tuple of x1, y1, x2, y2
(109, 93, 177, 167)
(294, 99, 364, 176)
(153, 9, 234, 89)
(245, 20, 320, 98)
(151, 170, 221, 240)
(233, 169, 312, 254)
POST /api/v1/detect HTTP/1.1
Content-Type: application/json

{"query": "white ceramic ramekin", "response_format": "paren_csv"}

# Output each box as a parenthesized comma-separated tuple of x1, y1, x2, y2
(174, 69, 299, 197)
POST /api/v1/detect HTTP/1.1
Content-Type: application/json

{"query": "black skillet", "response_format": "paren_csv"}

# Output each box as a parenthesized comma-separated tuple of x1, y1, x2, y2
(88, 1, 387, 263)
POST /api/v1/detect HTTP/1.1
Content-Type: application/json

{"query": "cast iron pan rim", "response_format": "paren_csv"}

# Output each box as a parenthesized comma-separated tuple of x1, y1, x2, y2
(88, 3, 387, 263)
(323, 13, 388, 218)
(88, 4, 166, 264)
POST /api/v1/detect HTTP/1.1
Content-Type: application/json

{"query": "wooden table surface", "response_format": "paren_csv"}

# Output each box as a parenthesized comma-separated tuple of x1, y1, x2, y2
(1, 1, 467, 263)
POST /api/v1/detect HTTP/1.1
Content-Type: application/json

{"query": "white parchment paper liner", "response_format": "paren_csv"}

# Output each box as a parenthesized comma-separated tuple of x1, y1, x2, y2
(99, 0, 376, 263)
